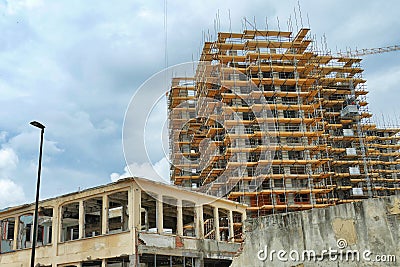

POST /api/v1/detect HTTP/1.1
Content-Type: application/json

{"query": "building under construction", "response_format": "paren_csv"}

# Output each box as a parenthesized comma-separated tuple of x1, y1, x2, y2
(168, 27, 400, 217)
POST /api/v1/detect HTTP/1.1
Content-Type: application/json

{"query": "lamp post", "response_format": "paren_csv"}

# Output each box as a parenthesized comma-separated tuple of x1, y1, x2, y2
(30, 121, 45, 267)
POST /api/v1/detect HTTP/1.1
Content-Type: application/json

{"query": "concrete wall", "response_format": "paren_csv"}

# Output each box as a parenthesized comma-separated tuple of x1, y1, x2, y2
(231, 196, 400, 267)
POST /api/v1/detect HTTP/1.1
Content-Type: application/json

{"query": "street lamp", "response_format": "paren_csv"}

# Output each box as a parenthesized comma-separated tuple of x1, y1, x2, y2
(30, 121, 45, 267)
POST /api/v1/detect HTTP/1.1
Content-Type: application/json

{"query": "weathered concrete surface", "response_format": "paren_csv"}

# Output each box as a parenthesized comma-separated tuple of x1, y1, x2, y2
(231, 196, 400, 267)
(138, 232, 241, 260)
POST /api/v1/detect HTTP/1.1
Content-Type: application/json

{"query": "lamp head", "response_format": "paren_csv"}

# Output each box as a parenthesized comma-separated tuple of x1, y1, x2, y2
(30, 121, 45, 130)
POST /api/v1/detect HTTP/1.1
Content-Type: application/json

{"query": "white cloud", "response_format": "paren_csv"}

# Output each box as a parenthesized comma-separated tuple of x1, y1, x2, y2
(0, 148, 26, 209)
(0, 178, 25, 208)
(7, 131, 63, 156)
(0, 147, 19, 172)
(110, 172, 122, 182)
(111, 157, 170, 184)
(5, 0, 44, 14)
(0, 131, 7, 142)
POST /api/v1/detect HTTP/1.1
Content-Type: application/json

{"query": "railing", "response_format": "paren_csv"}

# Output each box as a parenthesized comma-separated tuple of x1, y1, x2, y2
(204, 218, 215, 240)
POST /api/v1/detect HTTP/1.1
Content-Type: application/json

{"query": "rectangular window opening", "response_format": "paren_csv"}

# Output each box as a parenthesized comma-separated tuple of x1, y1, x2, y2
(108, 191, 129, 234)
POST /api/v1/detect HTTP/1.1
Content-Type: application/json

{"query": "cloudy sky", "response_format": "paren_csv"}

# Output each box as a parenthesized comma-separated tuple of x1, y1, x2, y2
(1, 0, 400, 209)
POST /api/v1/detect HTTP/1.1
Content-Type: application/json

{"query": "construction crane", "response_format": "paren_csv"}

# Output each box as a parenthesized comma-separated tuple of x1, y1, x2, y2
(337, 45, 400, 57)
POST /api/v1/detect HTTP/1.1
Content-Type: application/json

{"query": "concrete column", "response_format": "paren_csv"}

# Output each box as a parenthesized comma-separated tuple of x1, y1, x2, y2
(229, 210, 234, 242)
(102, 194, 108, 235)
(242, 211, 247, 221)
(59, 206, 65, 242)
(130, 188, 140, 230)
(177, 199, 183, 236)
(130, 187, 141, 256)
(51, 205, 58, 262)
(122, 202, 128, 231)
(195, 256, 204, 267)
(12, 215, 19, 250)
(79, 200, 84, 239)
(196, 205, 204, 238)
(156, 196, 163, 234)
(129, 254, 138, 267)
(213, 206, 220, 241)
(101, 258, 106, 267)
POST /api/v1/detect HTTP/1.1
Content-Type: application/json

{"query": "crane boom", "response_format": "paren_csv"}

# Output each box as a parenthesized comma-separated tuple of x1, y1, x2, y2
(337, 45, 400, 57)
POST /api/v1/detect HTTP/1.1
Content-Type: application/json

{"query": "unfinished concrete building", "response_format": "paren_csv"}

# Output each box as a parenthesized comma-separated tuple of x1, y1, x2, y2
(0, 177, 246, 266)
(168, 27, 400, 217)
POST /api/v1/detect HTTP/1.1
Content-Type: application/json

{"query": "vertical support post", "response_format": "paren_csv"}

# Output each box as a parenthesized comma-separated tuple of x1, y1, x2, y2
(128, 186, 141, 230)
(229, 210, 234, 242)
(79, 200, 84, 239)
(59, 206, 64, 242)
(130, 188, 139, 230)
(13, 216, 20, 250)
(156, 196, 163, 234)
(130, 187, 140, 258)
(102, 194, 108, 235)
(52, 205, 58, 260)
(196, 205, 204, 238)
(122, 199, 129, 231)
(242, 210, 247, 221)
(129, 254, 138, 267)
(177, 199, 183, 236)
(213, 206, 220, 241)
